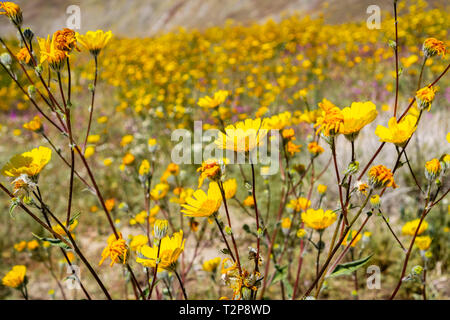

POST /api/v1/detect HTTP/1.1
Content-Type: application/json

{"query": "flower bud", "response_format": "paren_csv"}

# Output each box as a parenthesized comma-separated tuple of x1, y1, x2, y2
(0, 52, 12, 67)
(23, 28, 34, 44)
(27, 85, 36, 99)
(370, 195, 381, 209)
(154, 219, 168, 239)
(411, 265, 423, 276)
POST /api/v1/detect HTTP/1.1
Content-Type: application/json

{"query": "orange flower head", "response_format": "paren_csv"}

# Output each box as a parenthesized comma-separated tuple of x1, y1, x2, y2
(368, 165, 397, 189)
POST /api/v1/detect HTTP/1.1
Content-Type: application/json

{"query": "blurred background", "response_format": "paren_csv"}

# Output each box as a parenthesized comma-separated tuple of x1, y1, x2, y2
(0, 0, 447, 37)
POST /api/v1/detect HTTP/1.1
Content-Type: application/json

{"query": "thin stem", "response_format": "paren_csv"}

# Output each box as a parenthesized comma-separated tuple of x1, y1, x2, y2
(393, 1, 399, 117)
(83, 55, 98, 152)
(250, 164, 261, 273)
(214, 217, 236, 263)
(218, 181, 242, 273)
(175, 270, 188, 300)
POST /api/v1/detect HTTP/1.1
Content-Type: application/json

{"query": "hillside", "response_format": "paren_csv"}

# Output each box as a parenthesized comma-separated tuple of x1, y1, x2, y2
(1, 0, 446, 37)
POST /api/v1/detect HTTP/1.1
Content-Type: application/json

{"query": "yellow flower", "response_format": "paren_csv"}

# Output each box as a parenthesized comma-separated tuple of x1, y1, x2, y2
(105, 198, 115, 212)
(222, 178, 237, 199)
(84, 146, 95, 159)
(281, 217, 291, 234)
(415, 236, 432, 251)
(52, 220, 78, 236)
(317, 184, 327, 195)
(368, 165, 397, 189)
(307, 141, 324, 156)
(38, 35, 67, 70)
(286, 141, 301, 156)
(16, 48, 31, 64)
(215, 118, 268, 152)
(139, 160, 151, 177)
(198, 90, 229, 108)
(202, 257, 221, 272)
(99, 233, 128, 266)
(341, 230, 362, 247)
(2, 265, 26, 288)
(263, 112, 292, 130)
(150, 183, 169, 200)
(76, 30, 113, 56)
(243, 195, 255, 208)
(375, 115, 417, 147)
(296, 228, 307, 238)
(314, 99, 344, 137)
(181, 183, 222, 218)
(87, 134, 101, 144)
(137, 230, 185, 271)
(122, 153, 135, 165)
(423, 38, 446, 58)
(402, 219, 428, 236)
(1, 146, 52, 178)
(288, 197, 311, 212)
(301, 208, 337, 230)
(27, 240, 39, 250)
(120, 134, 134, 147)
(197, 159, 221, 188)
(129, 235, 148, 252)
(416, 85, 437, 111)
(282, 128, 295, 140)
(170, 187, 194, 205)
(103, 158, 113, 166)
(160, 163, 180, 182)
(299, 110, 321, 124)
(23, 116, 42, 132)
(425, 158, 441, 180)
(0, 2, 22, 26)
(14, 241, 26, 252)
(340, 101, 378, 139)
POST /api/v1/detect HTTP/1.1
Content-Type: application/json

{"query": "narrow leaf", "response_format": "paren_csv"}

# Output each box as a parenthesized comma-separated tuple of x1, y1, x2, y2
(328, 254, 373, 278)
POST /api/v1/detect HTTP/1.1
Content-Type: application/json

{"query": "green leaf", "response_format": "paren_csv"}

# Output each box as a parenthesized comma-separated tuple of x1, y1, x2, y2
(271, 265, 287, 284)
(328, 254, 373, 278)
(69, 212, 80, 226)
(32, 233, 71, 250)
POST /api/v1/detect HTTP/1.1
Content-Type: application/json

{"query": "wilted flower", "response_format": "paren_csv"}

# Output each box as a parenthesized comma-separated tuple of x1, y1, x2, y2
(307, 141, 324, 156)
(0, 2, 22, 26)
(368, 165, 397, 189)
(416, 85, 437, 111)
(422, 38, 446, 58)
(197, 159, 221, 188)
(314, 99, 344, 137)
(99, 233, 128, 266)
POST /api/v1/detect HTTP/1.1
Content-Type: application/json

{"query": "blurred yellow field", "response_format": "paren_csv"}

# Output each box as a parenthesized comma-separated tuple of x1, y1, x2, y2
(0, 0, 448, 301)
